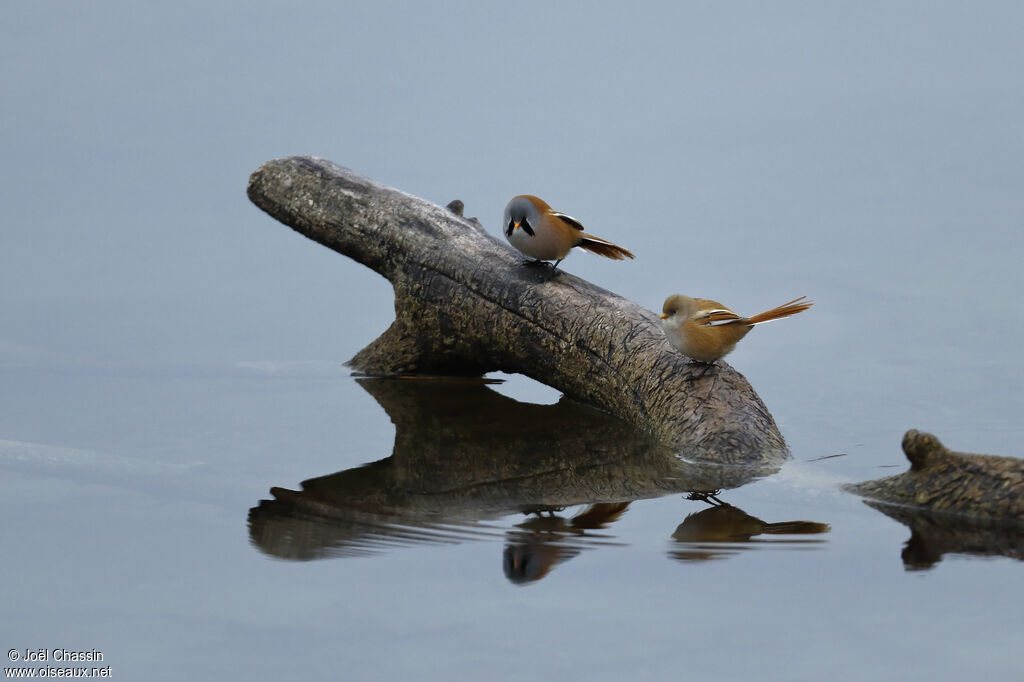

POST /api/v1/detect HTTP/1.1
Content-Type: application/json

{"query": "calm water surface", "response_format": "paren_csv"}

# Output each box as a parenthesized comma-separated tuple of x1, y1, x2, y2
(2, 362, 1020, 680)
(3, 3, 1022, 680)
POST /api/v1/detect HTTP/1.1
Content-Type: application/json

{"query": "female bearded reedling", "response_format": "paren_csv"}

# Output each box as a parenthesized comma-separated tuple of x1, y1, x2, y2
(660, 294, 813, 369)
(503, 195, 634, 270)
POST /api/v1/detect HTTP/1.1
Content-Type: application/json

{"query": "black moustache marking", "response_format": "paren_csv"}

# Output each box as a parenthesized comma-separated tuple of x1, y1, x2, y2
(520, 217, 535, 236)
(506, 219, 515, 237)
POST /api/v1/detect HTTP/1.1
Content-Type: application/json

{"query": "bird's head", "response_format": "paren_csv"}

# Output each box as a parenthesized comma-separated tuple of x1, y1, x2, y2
(504, 195, 548, 237)
(660, 294, 696, 330)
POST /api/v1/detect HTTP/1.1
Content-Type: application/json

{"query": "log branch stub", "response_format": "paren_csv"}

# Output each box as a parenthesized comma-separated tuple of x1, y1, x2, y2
(247, 156, 788, 463)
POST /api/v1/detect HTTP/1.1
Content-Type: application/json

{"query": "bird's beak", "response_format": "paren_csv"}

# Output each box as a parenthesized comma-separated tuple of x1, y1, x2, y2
(659, 313, 669, 319)
(513, 221, 521, 231)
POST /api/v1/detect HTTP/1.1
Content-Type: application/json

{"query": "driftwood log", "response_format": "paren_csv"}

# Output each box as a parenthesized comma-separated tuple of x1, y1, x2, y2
(845, 430, 1024, 523)
(247, 156, 787, 464)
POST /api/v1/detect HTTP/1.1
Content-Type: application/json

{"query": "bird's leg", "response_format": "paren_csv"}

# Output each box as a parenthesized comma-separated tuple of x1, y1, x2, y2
(686, 491, 725, 506)
(690, 360, 717, 379)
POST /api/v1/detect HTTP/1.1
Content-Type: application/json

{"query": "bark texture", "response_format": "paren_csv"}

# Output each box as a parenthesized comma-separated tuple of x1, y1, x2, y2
(846, 430, 1024, 523)
(247, 156, 787, 463)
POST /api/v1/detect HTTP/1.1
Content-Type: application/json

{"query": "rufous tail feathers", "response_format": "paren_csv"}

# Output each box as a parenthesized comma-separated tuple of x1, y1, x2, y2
(577, 234, 635, 260)
(744, 296, 813, 325)
(760, 520, 831, 535)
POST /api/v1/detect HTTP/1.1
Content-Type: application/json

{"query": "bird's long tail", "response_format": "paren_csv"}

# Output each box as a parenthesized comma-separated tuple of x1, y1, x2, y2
(760, 520, 832, 535)
(745, 296, 813, 325)
(577, 234, 635, 260)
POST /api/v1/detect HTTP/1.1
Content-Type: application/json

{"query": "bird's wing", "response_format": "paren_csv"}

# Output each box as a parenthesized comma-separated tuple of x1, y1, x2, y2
(550, 211, 585, 231)
(694, 308, 743, 326)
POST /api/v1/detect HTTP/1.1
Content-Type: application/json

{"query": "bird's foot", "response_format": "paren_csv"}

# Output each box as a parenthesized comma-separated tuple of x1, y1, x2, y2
(690, 361, 717, 379)
(686, 491, 725, 506)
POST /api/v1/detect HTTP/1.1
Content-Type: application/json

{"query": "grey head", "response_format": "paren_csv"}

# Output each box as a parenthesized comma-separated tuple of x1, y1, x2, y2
(503, 195, 544, 238)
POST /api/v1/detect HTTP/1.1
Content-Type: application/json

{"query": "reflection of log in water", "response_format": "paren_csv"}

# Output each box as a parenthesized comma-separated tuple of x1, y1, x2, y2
(249, 378, 782, 561)
(863, 501, 1024, 571)
(668, 500, 830, 562)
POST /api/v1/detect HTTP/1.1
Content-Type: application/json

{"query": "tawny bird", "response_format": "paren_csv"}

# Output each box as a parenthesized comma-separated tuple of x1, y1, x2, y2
(660, 294, 813, 367)
(503, 195, 634, 269)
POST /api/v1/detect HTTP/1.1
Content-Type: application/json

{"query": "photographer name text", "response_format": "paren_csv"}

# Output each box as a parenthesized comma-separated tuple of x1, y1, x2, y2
(10, 650, 103, 663)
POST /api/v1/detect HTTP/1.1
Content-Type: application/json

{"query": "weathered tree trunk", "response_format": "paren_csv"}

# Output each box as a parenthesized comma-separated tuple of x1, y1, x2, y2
(247, 156, 787, 463)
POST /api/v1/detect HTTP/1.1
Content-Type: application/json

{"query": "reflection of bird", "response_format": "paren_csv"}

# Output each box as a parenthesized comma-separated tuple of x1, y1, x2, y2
(660, 294, 812, 368)
(568, 502, 630, 529)
(504, 195, 634, 269)
(672, 504, 830, 543)
(503, 503, 630, 584)
(503, 542, 580, 584)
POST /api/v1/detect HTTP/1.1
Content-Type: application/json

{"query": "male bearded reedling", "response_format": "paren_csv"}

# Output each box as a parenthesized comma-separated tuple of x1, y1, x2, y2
(503, 195, 634, 269)
(660, 295, 813, 370)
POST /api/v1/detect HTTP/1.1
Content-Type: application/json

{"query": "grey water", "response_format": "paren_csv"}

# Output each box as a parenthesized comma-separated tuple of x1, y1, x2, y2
(2, 3, 1022, 680)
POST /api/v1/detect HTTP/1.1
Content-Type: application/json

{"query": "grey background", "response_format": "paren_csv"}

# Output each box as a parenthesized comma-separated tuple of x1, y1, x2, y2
(2, 3, 1022, 680)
